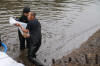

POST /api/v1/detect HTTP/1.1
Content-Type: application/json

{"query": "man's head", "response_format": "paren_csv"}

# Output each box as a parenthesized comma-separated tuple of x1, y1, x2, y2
(23, 6, 30, 17)
(28, 12, 36, 21)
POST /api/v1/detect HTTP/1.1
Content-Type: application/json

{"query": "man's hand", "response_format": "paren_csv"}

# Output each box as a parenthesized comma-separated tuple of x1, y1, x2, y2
(14, 23, 21, 27)
(23, 33, 30, 38)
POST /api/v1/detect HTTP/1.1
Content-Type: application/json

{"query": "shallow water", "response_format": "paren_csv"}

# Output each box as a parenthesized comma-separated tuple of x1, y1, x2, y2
(0, 0, 100, 66)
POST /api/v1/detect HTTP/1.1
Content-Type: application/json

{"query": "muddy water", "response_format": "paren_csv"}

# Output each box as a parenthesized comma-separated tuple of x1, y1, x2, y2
(0, 0, 100, 66)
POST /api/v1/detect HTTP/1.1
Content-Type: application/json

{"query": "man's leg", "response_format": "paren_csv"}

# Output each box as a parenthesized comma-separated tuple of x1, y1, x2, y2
(26, 38, 30, 48)
(28, 41, 43, 66)
(18, 30, 25, 50)
(28, 42, 41, 60)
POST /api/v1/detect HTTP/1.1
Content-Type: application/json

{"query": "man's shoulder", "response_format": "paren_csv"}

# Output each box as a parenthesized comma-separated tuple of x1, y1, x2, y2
(35, 19, 40, 24)
(34, 18, 38, 22)
(29, 18, 40, 25)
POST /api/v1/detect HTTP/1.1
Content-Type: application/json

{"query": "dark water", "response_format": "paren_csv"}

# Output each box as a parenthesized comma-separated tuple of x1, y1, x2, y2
(0, 0, 100, 66)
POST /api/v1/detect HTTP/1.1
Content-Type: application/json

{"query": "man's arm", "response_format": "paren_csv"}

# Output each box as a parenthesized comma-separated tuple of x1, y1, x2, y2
(15, 23, 30, 38)
(15, 23, 28, 32)
(21, 27, 29, 33)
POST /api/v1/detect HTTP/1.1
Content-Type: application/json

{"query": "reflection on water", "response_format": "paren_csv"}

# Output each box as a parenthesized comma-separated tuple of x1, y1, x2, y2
(0, 0, 100, 66)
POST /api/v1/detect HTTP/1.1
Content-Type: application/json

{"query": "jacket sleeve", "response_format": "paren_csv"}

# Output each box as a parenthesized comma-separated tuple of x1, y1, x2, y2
(15, 17, 21, 22)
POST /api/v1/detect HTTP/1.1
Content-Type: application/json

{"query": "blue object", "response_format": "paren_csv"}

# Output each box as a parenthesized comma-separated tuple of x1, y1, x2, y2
(1, 42, 7, 53)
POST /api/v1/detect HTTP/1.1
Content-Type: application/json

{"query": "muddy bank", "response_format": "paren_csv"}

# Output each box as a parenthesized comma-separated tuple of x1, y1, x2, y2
(52, 29, 100, 66)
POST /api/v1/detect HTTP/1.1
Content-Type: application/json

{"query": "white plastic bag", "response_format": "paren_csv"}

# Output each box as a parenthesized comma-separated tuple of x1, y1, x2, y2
(9, 17, 27, 35)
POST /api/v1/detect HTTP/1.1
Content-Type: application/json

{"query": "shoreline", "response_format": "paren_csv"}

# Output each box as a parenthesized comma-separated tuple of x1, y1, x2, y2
(52, 29, 100, 66)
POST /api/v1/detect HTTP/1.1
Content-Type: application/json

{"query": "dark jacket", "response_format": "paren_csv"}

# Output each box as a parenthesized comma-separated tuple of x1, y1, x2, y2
(16, 15, 28, 23)
(27, 18, 41, 44)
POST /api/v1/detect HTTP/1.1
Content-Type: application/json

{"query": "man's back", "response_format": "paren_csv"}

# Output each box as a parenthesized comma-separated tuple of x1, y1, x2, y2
(27, 18, 41, 41)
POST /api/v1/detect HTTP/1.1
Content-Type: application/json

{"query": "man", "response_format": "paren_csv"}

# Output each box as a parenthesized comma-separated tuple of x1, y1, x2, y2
(15, 12, 43, 66)
(17, 6, 30, 50)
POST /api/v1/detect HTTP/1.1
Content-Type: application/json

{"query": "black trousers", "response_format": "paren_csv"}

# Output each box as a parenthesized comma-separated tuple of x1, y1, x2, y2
(28, 39, 41, 62)
(18, 30, 30, 50)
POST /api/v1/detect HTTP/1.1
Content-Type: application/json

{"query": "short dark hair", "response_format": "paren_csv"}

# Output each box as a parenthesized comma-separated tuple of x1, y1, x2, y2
(23, 6, 30, 13)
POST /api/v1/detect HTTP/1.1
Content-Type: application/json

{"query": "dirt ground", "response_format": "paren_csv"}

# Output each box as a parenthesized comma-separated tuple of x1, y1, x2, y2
(52, 29, 100, 66)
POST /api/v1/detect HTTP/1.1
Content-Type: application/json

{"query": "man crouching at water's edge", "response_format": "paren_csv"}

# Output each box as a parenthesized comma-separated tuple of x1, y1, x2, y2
(15, 12, 44, 66)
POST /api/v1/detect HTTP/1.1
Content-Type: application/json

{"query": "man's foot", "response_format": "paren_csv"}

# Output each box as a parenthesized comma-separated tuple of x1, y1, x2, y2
(33, 58, 44, 66)
(28, 57, 44, 66)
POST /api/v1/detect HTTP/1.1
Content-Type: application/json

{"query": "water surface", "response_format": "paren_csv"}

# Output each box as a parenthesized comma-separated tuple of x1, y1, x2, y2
(0, 0, 100, 66)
